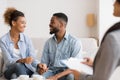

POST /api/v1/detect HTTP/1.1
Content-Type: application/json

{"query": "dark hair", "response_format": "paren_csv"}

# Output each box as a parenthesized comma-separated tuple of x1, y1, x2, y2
(101, 22, 120, 44)
(53, 13, 68, 23)
(117, 0, 120, 3)
(4, 7, 24, 26)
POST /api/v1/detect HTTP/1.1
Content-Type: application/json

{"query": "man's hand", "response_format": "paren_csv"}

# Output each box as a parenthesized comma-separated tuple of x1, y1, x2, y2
(37, 63, 48, 75)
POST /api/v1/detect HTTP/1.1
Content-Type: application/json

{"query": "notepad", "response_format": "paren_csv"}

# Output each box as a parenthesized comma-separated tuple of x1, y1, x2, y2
(61, 58, 93, 75)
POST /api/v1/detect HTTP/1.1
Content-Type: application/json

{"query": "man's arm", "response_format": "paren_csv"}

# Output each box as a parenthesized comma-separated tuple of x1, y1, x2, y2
(48, 69, 80, 80)
(41, 40, 50, 66)
(71, 38, 82, 58)
(37, 40, 50, 74)
(48, 69, 73, 80)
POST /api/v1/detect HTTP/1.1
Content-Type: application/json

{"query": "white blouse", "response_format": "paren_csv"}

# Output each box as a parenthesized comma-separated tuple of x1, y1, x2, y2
(13, 48, 21, 58)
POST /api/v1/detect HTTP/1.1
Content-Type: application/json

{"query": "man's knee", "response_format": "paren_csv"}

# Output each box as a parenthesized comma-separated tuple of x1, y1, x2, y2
(42, 70, 54, 78)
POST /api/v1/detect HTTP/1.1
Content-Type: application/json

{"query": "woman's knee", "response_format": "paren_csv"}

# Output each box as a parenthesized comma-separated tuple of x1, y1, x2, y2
(14, 63, 27, 76)
(4, 63, 25, 79)
(14, 63, 25, 70)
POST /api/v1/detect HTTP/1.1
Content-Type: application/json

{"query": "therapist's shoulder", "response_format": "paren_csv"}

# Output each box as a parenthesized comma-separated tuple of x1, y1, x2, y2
(105, 29, 120, 43)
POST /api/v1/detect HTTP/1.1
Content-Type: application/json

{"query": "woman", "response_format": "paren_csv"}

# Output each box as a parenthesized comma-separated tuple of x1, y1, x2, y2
(0, 7, 46, 79)
(47, 0, 120, 80)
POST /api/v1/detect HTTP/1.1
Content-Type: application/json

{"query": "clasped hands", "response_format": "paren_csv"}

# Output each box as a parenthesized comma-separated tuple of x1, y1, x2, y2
(37, 63, 48, 75)
(17, 57, 48, 75)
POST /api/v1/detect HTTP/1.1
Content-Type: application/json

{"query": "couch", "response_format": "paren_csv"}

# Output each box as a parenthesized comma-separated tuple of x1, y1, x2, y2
(0, 37, 119, 80)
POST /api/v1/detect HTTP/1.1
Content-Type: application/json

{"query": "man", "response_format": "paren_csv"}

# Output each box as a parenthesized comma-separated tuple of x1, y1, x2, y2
(40, 13, 82, 80)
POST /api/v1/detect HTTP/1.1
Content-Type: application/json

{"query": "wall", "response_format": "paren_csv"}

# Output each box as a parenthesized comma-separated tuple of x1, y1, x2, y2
(98, 0, 119, 42)
(0, 0, 97, 38)
(0, 0, 8, 37)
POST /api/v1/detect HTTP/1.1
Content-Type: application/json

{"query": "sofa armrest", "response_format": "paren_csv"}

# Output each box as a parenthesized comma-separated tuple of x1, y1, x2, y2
(0, 53, 2, 73)
(0, 52, 4, 78)
(0, 51, 4, 74)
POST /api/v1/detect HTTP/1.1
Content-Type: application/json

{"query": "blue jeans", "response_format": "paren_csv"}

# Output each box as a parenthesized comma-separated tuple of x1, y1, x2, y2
(4, 63, 33, 79)
(42, 67, 74, 80)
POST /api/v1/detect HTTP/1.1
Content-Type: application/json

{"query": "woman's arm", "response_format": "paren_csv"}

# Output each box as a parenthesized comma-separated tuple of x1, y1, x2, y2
(16, 56, 33, 64)
(26, 37, 40, 67)
(0, 40, 19, 66)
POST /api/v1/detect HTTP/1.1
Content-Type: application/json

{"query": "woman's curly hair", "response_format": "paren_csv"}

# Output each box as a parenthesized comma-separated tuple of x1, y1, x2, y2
(3, 7, 24, 26)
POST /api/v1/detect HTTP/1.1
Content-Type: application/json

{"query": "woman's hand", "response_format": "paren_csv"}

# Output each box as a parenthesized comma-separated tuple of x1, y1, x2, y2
(16, 56, 33, 64)
(82, 57, 93, 67)
(24, 56, 33, 64)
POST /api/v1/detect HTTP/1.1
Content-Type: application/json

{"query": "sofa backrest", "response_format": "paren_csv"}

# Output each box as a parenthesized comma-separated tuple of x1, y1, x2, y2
(79, 38, 98, 58)
(30, 38, 47, 59)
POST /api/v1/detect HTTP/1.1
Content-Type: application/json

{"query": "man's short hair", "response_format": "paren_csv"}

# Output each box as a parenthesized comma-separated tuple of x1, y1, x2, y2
(53, 13, 68, 23)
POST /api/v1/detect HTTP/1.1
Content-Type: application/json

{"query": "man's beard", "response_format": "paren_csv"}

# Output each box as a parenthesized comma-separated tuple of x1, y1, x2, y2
(49, 27, 59, 35)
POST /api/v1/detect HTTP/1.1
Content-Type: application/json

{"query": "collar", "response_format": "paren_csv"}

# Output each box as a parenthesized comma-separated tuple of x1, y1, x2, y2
(53, 32, 69, 40)
(8, 31, 24, 43)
